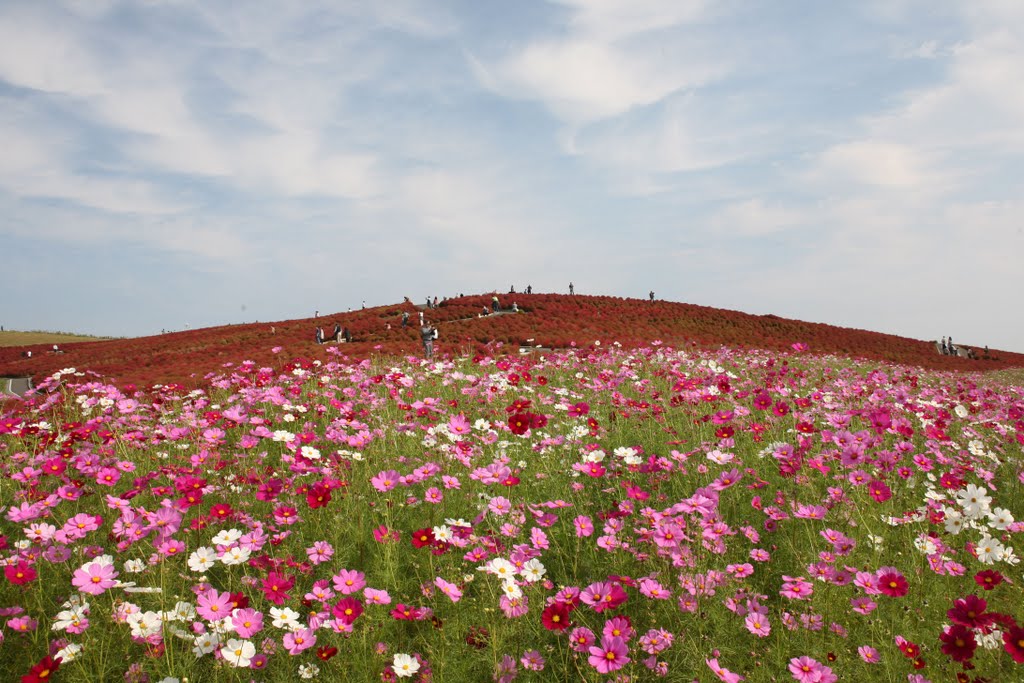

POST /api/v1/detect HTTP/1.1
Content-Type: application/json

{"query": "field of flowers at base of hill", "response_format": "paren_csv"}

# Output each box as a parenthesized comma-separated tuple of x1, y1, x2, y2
(1, 342, 1023, 683)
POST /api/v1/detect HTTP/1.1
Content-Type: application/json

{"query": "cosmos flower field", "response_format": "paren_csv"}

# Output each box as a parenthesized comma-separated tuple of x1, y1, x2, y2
(1, 341, 1022, 682)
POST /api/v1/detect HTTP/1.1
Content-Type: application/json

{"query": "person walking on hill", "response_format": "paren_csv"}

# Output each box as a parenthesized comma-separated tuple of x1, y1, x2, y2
(333, 323, 342, 342)
(401, 311, 409, 328)
(649, 290, 655, 302)
(569, 282, 574, 295)
(492, 295, 500, 313)
(315, 327, 324, 345)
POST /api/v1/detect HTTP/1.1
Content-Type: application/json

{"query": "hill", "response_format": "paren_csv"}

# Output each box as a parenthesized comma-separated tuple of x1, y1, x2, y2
(1, 293, 1021, 389)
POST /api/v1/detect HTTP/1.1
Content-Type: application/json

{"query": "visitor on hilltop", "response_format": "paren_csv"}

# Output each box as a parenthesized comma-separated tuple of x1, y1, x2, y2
(481, 306, 489, 317)
(492, 295, 500, 313)
(947, 336, 955, 355)
(418, 311, 424, 326)
(569, 282, 574, 295)
(512, 302, 519, 312)
(526, 285, 532, 294)
(421, 321, 437, 360)
(333, 323, 342, 342)
(315, 327, 324, 345)
(510, 285, 516, 294)
(401, 311, 409, 328)
(433, 296, 438, 308)
(343, 327, 352, 343)
(649, 291, 655, 302)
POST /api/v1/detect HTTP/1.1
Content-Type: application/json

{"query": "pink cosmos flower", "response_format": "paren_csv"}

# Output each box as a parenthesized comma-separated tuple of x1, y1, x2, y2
(364, 587, 391, 605)
(196, 588, 233, 622)
(231, 608, 264, 638)
(333, 569, 367, 595)
(602, 616, 634, 641)
(857, 645, 880, 663)
(780, 576, 813, 600)
(306, 540, 334, 565)
(744, 612, 771, 637)
(788, 656, 833, 683)
(706, 657, 744, 682)
(569, 627, 595, 653)
(283, 627, 316, 655)
(434, 577, 462, 603)
(638, 578, 670, 600)
(588, 635, 629, 674)
(371, 469, 400, 492)
(71, 561, 119, 596)
(574, 515, 594, 537)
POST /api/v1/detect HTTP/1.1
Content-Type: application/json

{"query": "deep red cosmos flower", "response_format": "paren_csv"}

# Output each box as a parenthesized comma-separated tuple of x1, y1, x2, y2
(878, 572, 908, 597)
(1003, 625, 1024, 663)
(974, 570, 1004, 591)
(21, 655, 61, 683)
(939, 624, 977, 662)
(411, 528, 435, 548)
(541, 602, 573, 631)
(508, 413, 531, 435)
(316, 646, 338, 661)
(947, 594, 993, 629)
(306, 482, 332, 509)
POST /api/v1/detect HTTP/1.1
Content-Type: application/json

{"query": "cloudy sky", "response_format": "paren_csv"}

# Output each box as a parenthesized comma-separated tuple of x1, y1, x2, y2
(1, 1, 1022, 351)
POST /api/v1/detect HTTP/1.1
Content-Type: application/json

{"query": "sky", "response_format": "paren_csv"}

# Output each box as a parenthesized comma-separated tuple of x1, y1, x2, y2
(1, 1, 1022, 352)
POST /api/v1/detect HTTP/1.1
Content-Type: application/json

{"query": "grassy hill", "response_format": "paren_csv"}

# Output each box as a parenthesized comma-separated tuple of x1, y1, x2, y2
(1, 293, 1021, 389)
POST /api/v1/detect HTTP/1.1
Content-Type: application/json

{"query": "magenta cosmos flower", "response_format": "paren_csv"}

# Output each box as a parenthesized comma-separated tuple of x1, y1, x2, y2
(587, 635, 629, 674)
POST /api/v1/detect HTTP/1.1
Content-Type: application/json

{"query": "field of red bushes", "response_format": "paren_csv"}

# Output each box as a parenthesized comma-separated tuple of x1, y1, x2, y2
(2, 293, 1022, 390)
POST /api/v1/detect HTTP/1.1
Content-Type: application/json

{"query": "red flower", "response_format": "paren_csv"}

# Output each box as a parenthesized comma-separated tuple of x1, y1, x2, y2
(316, 646, 338, 661)
(867, 480, 892, 503)
(939, 624, 977, 662)
(332, 597, 363, 624)
(508, 413, 531, 435)
(306, 483, 332, 509)
(411, 528, 435, 549)
(947, 594, 993, 629)
(878, 572, 908, 597)
(209, 503, 234, 520)
(261, 571, 294, 605)
(5, 560, 37, 585)
(974, 570, 1004, 591)
(1003, 624, 1024, 663)
(228, 592, 249, 610)
(541, 602, 573, 631)
(22, 655, 61, 683)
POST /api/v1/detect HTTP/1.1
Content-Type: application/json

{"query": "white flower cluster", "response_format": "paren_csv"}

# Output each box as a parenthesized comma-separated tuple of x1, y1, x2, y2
(477, 556, 547, 600)
(941, 484, 1018, 565)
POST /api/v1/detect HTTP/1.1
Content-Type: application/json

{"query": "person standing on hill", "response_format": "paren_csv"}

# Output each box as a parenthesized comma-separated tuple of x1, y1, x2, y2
(401, 311, 409, 328)
(569, 282, 574, 295)
(649, 290, 655, 302)
(315, 327, 324, 345)
(421, 322, 436, 359)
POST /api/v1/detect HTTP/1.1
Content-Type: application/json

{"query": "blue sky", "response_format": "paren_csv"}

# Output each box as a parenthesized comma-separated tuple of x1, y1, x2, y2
(1, 0, 1022, 352)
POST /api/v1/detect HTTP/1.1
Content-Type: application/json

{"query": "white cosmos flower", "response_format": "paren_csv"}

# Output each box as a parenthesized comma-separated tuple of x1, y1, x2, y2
(988, 507, 1014, 531)
(272, 430, 296, 442)
(944, 511, 964, 535)
(211, 529, 242, 547)
(481, 558, 516, 581)
(393, 653, 421, 678)
(298, 663, 321, 679)
(956, 484, 992, 518)
(520, 558, 546, 583)
(300, 445, 321, 460)
(954, 405, 969, 418)
(501, 579, 523, 600)
(220, 546, 251, 566)
(976, 535, 1005, 564)
(270, 606, 301, 630)
(222, 638, 255, 667)
(55, 643, 83, 663)
(188, 547, 217, 572)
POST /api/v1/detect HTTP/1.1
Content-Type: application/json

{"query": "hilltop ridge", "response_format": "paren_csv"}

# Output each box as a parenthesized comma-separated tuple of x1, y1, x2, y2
(2, 293, 1021, 389)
